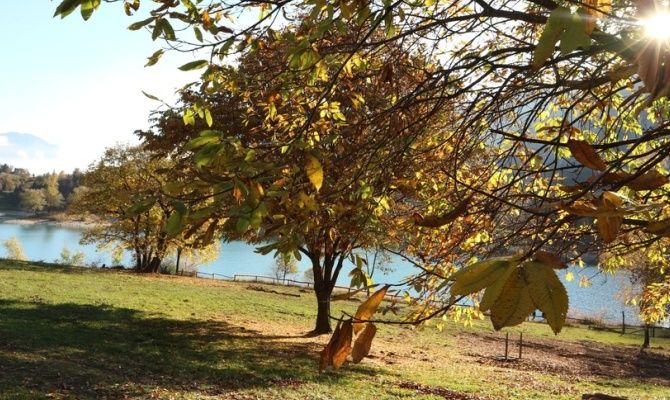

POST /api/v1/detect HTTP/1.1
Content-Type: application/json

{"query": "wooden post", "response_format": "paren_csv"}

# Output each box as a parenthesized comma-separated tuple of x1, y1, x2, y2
(504, 332, 509, 361)
(518, 332, 523, 359)
(622, 311, 626, 334)
(175, 247, 182, 275)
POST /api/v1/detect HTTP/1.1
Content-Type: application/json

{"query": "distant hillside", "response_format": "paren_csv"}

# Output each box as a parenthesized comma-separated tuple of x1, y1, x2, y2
(0, 132, 58, 166)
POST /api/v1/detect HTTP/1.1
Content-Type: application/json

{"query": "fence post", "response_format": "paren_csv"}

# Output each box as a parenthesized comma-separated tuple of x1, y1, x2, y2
(622, 311, 626, 334)
(518, 332, 523, 359)
(504, 332, 509, 361)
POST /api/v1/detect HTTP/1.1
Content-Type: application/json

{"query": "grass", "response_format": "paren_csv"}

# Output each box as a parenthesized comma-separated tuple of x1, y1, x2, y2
(0, 260, 668, 399)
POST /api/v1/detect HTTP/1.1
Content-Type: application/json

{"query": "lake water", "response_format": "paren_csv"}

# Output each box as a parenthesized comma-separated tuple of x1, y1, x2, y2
(0, 218, 644, 325)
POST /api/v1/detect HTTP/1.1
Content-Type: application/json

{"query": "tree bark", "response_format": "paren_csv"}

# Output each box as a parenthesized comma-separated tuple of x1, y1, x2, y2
(643, 324, 651, 349)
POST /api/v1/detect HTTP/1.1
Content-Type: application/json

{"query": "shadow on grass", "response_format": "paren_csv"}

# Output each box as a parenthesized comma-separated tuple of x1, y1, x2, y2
(0, 299, 383, 399)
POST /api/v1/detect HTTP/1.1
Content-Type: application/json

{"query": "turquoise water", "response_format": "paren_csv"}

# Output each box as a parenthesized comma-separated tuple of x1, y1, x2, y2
(0, 219, 643, 325)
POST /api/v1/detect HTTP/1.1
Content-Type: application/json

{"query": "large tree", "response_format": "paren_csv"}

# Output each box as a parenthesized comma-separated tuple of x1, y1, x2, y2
(138, 24, 450, 333)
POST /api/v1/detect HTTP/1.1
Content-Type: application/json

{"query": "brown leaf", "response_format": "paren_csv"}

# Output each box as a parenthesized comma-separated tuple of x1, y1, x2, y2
(379, 63, 394, 84)
(319, 320, 341, 373)
(533, 251, 567, 269)
(646, 218, 670, 237)
(331, 319, 353, 370)
(413, 196, 470, 228)
(567, 140, 607, 171)
(351, 323, 377, 363)
(331, 287, 367, 301)
(595, 192, 623, 243)
(353, 285, 389, 334)
(626, 170, 669, 191)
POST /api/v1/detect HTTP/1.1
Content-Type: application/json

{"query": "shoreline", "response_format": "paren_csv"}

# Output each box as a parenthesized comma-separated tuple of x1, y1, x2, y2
(0, 211, 98, 229)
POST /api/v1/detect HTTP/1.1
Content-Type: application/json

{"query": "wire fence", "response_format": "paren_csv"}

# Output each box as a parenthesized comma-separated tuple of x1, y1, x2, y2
(184, 270, 669, 336)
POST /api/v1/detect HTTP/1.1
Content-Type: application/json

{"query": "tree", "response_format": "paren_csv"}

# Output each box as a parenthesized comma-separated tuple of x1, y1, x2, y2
(2, 236, 27, 261)
(135, 23, 446, 333)
(57, 0, 670, 333)
(19, 188, 46, 214)
(69, 145, 219, 273)
(269, 257, 299, 283)
(44, 173, 64, 210)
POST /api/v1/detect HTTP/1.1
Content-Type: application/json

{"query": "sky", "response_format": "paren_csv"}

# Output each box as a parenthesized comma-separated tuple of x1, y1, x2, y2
(0, 1, 203, 173)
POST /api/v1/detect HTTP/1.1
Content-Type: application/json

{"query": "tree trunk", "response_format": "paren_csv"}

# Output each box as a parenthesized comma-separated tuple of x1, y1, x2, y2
(314, 284, 332, 334)
(643, 324, 651, 349)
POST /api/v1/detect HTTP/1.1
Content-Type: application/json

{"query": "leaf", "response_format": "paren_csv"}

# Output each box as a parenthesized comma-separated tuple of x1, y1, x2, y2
(141, 91, 161, 101)
(179, 60, 209, 71)
(80, 0, 100, 21)
(523, 262, 569, 334)
(128, 17, 154, 31)
(204, 109, 213, 127)
(145, 49, 164, 67)
(532, 7, 571, 69)
(559, 13, 591, 55)
(353, 285, 389, 334)
(125, 197, 156, 217)
(413, 196, 470, 227)
(646, 218, 670, 237)
(351, 323, 377, 363)
(490, 268, 537, 331)
(596, 192, 623, 243)
(319, 320, 340, 372)
(159, 19, 176, 40)
(165, 211, 183, 237)
(304, 154, 323, 192)
(626, 170, 668, 191)
(532, 250, 566, 269)
(54, 0, 81, 18)
(450, 257, 520, 297)
(331, 319, 353, 370)
(567, 140, 607, 170)
(479, 263, 516, 312)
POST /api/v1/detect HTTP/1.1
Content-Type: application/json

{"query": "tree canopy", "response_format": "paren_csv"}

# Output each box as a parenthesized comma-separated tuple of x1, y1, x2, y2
(56, 0, 670, 332)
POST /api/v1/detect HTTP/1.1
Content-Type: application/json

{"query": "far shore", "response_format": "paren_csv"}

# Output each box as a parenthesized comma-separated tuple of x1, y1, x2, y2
(0, 210, 99, 229)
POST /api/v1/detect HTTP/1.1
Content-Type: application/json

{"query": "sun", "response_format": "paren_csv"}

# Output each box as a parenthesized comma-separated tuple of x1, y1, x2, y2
(642, 11, 670, 39)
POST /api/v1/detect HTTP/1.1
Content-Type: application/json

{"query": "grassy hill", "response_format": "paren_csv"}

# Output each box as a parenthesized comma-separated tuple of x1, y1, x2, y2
(0, 260, 668, 399)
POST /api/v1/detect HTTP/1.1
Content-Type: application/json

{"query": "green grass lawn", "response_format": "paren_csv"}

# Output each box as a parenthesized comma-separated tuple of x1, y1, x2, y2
(0, 260, 668, 399)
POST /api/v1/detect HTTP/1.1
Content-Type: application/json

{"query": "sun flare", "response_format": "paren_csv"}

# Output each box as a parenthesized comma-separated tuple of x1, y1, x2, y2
(642, 11, 670, 39)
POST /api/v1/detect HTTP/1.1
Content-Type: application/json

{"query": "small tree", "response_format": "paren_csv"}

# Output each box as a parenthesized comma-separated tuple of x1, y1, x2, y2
(44, 173, 64, 210)
(269, 256, 299, 283)
(58, 246, 86, 266)
(19, 188, 46, 214)
(2, 236, 27, 261)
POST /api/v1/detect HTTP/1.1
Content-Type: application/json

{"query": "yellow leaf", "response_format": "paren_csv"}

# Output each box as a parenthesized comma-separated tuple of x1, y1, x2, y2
(351, 323, 377, 363)
(565, 271, 575, 282)
(479, 263, 516, 312)
(523, 262, 569, 334)
(490, 269, 537, 330)
(305, 154, 323, 192)
(450, 256, 520, 297)
(353, 286, 388, 334)
(319, 319, 340, 373)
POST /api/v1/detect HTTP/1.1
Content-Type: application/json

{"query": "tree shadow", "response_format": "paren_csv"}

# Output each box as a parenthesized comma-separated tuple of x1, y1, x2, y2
(0, 299, 384, 399)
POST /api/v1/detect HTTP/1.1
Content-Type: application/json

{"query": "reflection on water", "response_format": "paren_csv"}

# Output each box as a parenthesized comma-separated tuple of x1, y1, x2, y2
(0, 220, 644, 324)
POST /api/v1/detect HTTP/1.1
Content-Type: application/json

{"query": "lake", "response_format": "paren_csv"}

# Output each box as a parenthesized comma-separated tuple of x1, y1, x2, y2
(0, 218, 643, 325)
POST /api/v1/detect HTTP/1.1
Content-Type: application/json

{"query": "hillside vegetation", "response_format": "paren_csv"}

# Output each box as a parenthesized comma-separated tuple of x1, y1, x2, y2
(0, 260, 668, 399)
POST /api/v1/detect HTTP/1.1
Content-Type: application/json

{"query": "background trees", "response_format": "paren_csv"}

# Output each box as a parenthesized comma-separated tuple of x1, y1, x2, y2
(70, 145, 218, 273)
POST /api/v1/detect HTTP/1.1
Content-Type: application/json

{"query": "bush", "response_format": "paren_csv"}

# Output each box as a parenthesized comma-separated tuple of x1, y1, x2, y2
(2, 236, 27, 261)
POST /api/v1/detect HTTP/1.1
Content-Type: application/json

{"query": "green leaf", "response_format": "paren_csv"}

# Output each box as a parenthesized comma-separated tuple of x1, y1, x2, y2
(160, 19, 176, 40)
(54, 0, 81, 18)
(145, 49, 164, 67)
(165, 211, 184, 237)
(532, 7, 571, 69)
(235, 217, 250, 233)
(80, 0, 100, 21)
(141, 91, 161, 101)
(194, 26, 203, 42)
(490, 269, 537, 330)
(450, 256, 520, 297)
(559, 14, 591, 55)
(204, 108, 213, 127)
(125, 197, 156, 217)
(305, 154, 323, 192)
(179, 60, 209, 71)
(184, 132, 221, 150)
(129, 17, 154, 31)
(152, 20, 162, 40)
(523, 262, 569, 334)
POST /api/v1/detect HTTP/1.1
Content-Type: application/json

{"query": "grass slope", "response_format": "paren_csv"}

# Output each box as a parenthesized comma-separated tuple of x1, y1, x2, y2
(0, 260, 668, 399)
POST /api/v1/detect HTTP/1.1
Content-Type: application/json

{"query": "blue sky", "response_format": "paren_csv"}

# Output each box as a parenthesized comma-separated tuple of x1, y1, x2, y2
(0, 1, 202, 172)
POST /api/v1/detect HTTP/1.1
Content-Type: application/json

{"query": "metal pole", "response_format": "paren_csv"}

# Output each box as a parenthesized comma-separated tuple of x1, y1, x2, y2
(504, 332, 509, 361)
